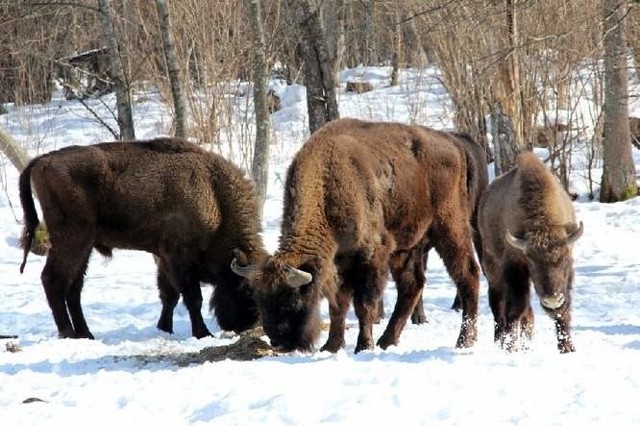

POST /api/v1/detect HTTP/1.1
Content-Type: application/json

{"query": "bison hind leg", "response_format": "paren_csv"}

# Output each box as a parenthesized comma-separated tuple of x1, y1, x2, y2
(65, 251, 94, 339)
(41, 247, 92, 339)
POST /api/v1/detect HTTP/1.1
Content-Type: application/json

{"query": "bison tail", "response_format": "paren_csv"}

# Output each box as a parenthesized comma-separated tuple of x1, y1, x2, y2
(18, 160, 40, 273)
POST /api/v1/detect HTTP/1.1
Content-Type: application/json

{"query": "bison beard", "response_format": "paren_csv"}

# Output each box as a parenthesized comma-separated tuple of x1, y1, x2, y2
(478, 151, 583, 353)
(19, 138, 266, 340)
(235, 118, 481, 354)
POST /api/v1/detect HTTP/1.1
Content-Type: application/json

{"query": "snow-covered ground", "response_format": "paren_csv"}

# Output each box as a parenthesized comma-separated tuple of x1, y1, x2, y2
(1, 66, 640, 424)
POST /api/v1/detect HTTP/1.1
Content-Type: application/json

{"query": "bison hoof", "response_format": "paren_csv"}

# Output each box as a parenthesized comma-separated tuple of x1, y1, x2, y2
(410, 313, 428, 325)
(157, 323, 174, 334)
(193, 329, 213, 339)
(456, 332, 477, 349)
(354, 339, 374, 354)
(321, 339, 345, 353)
(75, 331, 95, 340)
(376, 334, 398, 350)
(558, 341, 575, 354)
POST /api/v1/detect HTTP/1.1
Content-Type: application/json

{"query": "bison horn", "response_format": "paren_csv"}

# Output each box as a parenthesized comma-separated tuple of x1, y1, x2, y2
(284, 266, 313, 288)
(505, 230, 527, 251)
(566, 221, 584, 245)
(230, 258, 258, 278)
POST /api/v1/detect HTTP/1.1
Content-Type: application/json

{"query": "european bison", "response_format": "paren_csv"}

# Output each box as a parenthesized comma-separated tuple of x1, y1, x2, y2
(478, 151, 583, 353)
(379, 130, 488, 324)
(231, 118, 480, 353)
(19, 138, 267, 340)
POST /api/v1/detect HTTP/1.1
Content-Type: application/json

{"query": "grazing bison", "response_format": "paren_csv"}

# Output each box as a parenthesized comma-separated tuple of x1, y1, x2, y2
(379, 130, 488, 324)
(231, 118, 480, 353)
(19, 138, 267, 340)
(478, 151, 583, 353)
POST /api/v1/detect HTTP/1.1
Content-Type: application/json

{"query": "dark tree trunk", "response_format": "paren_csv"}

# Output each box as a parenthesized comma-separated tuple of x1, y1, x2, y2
(288, 0, 339, 134)
(98, 0, 136, 140)
(155, 0, 188, 139)
(600, 0, 637, 202)
(246, 0, 270, 220)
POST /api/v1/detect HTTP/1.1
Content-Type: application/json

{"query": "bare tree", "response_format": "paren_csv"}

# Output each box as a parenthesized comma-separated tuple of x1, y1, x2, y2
(155, 0, 188, 138)
(246, 0, 270, 219)
(600, 0, 637, 202)
(288, 0, 339, 134)
(98, 0, 135, 140)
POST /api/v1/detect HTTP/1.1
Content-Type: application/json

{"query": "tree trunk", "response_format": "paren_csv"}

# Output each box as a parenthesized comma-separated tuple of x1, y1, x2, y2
(390, 7, 402, 87)
(363, 0, 377, 65)
(155, 0, 188, 139)
(246, 0, 270, 220)
(0, 125, 30, 171)
(600, 0, 637, 202)
(98, 0, 136, 140)
(491, 102, 520, 177)
(288, 0, 339, 134)
(325, 0, 346, 86)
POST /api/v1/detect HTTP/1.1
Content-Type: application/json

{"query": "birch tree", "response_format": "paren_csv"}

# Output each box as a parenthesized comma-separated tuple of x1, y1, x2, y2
(98, 0, 135, 140)
(246, 0, 270, 219)
(155, 0, 188, 138)
(600, 0, 637, 202)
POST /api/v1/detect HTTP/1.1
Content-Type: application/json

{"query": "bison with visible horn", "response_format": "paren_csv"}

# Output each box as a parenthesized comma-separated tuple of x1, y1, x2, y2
(231, 118, 481, 353)
(478, 151, 583, 353)
(19, 138, 267, 340)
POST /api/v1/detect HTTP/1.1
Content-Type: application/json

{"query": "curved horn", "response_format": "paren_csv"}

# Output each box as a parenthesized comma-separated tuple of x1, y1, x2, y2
(230, 258, 258, 278)
(284, 265, 313, 288)
(566, 221, 584, 245)
(505, 230, 527, 252)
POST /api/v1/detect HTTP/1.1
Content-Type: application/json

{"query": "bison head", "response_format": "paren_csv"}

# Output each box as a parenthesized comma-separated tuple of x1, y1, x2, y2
(231, 255, 322, 352)
(506, 221, 583, 311)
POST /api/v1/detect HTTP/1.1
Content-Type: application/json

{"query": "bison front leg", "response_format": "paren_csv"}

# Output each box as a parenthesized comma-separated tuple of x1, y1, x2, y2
(378, 248, 424, 349)
(321, 286, 351, 353)
(488, 286, 506, 345)
(167, 260, 212, 339)
(354, 257, 389, 354)
(502, 264, 532, 352)
(156, 264, 179, 334)
(549, 307, 575, 354)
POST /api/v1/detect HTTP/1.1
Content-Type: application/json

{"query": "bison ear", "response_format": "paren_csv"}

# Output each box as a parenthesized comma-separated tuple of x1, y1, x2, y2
(566, 221, 583, 245)
(505, 230, 527, 252)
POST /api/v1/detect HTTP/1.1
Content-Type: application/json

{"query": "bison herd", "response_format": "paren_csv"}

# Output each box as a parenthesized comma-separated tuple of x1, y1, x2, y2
(18, 118, 583, 355)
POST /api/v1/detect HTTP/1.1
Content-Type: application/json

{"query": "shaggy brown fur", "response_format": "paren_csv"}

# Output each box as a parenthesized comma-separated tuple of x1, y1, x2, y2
(478, 151, 582, 353)
(19, 138, 267, 340)
(380, 130, 488, 324)
(235, 118, 481, 353)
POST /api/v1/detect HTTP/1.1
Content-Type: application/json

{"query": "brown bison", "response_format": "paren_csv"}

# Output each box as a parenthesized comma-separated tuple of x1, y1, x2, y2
(19, 138, 267, 340)
(478, 151, 583, 353)
(379, 130, 488, 324)
(231, 118, 481, 353)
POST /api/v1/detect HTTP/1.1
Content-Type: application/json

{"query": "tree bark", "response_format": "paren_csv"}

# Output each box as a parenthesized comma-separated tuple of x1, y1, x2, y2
(325, 0, 346, 86)
(98, 0, 136, 140)
(288, 0, 339, 134)
(600, 0, 637, 202)
(155, 0, 189, 139)
(0, 125, 30, 171)
(246, 0, 270, 220)
(491, 102, 520, 176)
